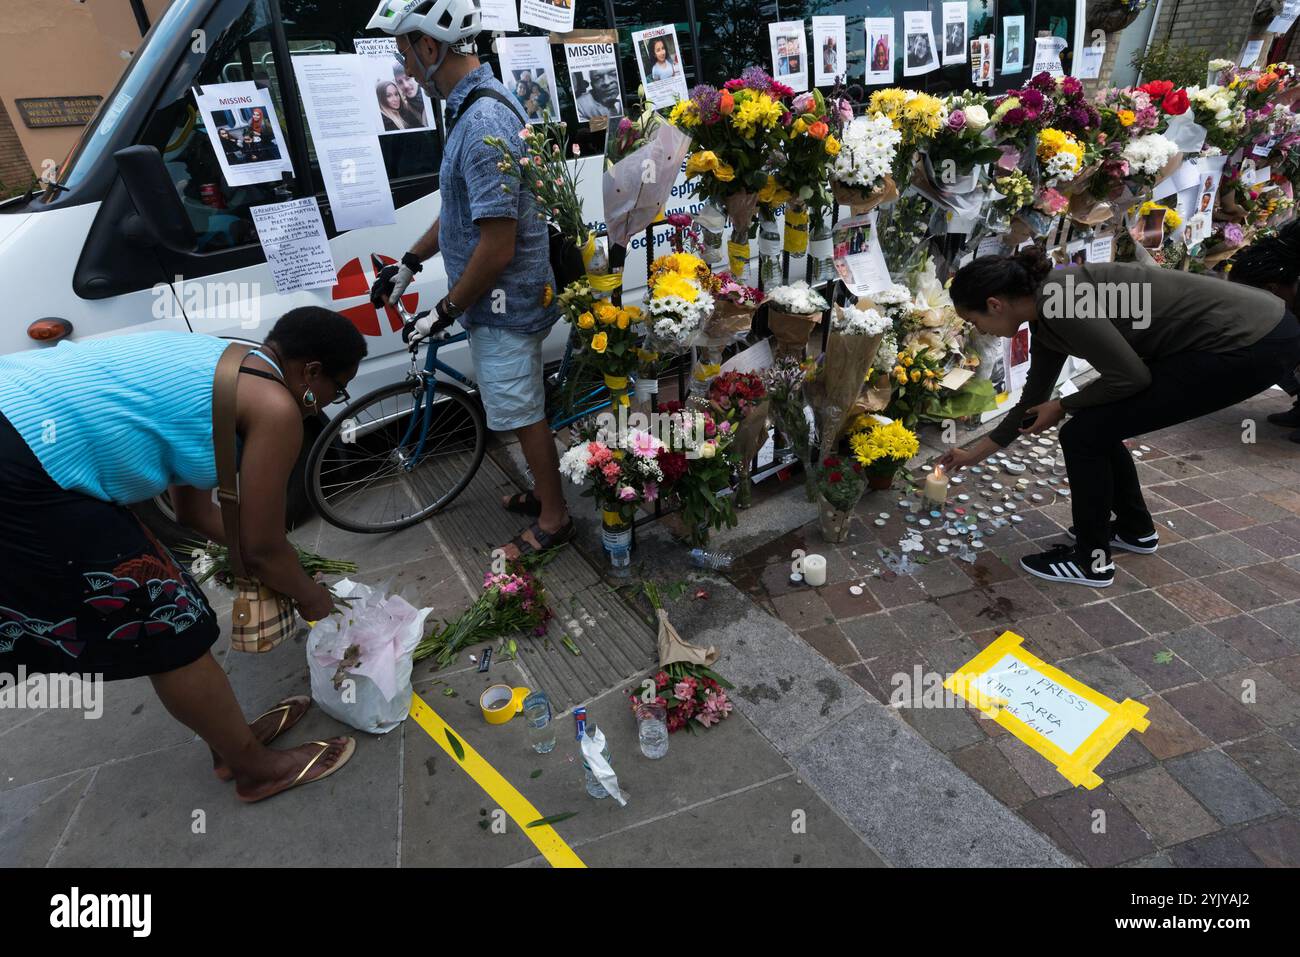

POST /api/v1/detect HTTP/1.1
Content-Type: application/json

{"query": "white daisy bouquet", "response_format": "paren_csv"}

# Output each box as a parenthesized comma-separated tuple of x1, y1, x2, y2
(809, 298, 892, 447)
(766, 281, 830, 358)
(1120, 132, 1181, 186)
(644, 252, 717, 352)
(832, 112, 903, 211)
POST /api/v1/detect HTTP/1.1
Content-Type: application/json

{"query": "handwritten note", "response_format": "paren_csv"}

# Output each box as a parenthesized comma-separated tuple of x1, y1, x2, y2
(250, 197, 337, 295)
(973, 653, 1110, 753)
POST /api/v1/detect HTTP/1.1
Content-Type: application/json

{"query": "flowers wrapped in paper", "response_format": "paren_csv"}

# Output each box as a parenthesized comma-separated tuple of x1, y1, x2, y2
(708, 370, 769, 509)
(831, 111, 903, 213)
(761, 356, 816, 501)
(603, 108, 692, 249)
(805, 300, 891, 457)
(765, 281, 828, 359)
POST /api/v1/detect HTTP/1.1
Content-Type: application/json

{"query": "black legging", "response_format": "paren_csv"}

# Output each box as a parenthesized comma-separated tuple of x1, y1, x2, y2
(1061, 311, 1300, 559)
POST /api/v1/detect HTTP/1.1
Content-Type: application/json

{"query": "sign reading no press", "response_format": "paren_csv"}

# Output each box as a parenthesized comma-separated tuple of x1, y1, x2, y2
(15, 96, 103, 129)
(945, 631, 1150, 789)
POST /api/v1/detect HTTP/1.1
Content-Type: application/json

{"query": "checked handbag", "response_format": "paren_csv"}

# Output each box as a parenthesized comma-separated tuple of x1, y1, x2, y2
(213, 343, 298, 653)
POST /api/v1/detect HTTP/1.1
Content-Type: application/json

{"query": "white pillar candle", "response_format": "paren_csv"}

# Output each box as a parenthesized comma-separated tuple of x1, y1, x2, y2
(923, 465, 949, 507)
(801, 553, 827, 587)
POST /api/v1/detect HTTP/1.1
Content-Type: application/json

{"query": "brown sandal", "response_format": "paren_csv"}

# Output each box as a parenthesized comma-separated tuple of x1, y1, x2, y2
(507, 518, 575, 558)
(503, 489, 544, 517)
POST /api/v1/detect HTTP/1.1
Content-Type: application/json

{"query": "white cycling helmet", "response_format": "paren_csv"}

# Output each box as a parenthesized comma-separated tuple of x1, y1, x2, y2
(366, 0, 481, 45)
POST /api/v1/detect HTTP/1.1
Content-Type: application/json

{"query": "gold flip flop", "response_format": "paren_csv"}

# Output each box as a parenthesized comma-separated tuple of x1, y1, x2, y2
(239, 737, 356, 804)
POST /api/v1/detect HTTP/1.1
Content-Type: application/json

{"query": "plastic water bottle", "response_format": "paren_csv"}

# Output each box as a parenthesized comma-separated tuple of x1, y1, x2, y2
(523, 690, 555, 754)
(602, 526, 632, 578)
(689, 548, 733, 570)
(576, 709, 613, 799)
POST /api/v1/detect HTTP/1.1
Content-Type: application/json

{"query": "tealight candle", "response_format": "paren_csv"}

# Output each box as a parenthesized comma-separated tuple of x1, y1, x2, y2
(923, 464, 950, 508)
(802, 553, 827, 587)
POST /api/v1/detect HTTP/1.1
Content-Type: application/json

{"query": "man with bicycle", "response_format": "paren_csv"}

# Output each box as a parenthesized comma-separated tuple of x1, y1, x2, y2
(367, 0, 571, 559)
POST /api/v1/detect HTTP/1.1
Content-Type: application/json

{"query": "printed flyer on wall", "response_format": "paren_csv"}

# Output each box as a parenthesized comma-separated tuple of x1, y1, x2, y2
(811, 16, 847, 87)
(1002, 15, 1025, 75)
(520, 0, 575, 35)
(941, 2, 967, 67)
(564, 40, 622, 128)
(354, 36, 434, 134)
(632, 25, 688, 110)
(865, 17, 896, 85)
(497, 35, 560, 124)
(902, 9, 938, 77)
(769, 21, 809, 93)
(193, 81, 293, 188)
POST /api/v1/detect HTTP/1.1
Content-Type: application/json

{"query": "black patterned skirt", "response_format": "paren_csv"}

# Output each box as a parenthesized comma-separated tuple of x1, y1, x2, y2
(0, 414, 220, 681)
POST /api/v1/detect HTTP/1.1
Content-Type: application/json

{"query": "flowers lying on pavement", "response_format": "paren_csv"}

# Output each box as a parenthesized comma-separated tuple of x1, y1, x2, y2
(414, 566, 552, 668)
(628, 661, 734, 733)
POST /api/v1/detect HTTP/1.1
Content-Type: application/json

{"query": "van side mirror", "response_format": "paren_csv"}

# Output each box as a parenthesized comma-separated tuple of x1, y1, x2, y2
(114, 145, 197, 253)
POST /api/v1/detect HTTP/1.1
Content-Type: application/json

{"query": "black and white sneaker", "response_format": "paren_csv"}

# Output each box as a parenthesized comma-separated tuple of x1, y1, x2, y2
(1066, 524, 1159, 554)
(1021, 544, 1115, 588)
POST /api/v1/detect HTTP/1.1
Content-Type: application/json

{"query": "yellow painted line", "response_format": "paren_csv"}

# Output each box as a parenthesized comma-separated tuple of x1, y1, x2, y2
(408, 692, 586, 868)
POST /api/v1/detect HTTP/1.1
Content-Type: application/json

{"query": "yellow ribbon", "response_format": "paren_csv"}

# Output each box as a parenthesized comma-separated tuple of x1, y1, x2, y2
(783, 208, 810, 254)
(586, 271, 624, 292)
(693, 362, 722, 381)
(727, 240, 750, 276)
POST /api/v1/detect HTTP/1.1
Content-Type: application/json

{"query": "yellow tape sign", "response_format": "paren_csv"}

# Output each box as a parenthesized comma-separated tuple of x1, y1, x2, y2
(943, 631, 1150, 789)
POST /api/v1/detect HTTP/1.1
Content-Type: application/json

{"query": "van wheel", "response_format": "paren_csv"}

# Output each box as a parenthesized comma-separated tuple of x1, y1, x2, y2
(131, 412, 325, 547)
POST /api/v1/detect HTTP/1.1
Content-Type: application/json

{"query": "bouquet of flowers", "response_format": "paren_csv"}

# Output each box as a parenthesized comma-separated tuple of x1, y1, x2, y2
(671, 68, 792, 271)
(1119, 131, 1182, 188)
(653, 402, 738, 545)
(1036, 127, 1086, 187)
(189, 541, 357, 590)
(990, 168, 1035, 220)
(559, 427, 666, 527)
(811, 452, 867, 542)
(850, 418, 919, 488)
(761, 356, 815, 499)
(805, 299, 891, 453)
(1187, 84, 1246, 153)
(604, 90, 693, 249)
(644, 252, 717, 353)
(485, 113, 587, 249)
(832, 111, 903, 211)
(925, 93, 999, 177)
(558, 278, 645, 406)
(869, 88, 947, 183)
(885, 347, 948, 427)
(773, 89, 839, 236)
(628, 660, 735, 734)
(414, 567, 551, 667)
(765, 280, 828, 358)
(709, 370, 769, 508)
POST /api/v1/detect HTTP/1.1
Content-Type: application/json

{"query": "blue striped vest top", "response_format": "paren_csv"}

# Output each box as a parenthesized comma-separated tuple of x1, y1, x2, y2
(0, 331, 233, 504)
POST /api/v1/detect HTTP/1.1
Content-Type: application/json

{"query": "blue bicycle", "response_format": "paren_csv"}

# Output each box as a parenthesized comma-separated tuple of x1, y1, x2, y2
(305, 295, 610, 533)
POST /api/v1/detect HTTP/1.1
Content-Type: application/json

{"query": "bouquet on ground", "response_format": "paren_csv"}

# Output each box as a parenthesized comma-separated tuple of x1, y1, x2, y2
(604, 90, 693, 249)
(885, 347, 948, 428)
(765, 281, 828, 358)
(805, 299, 891, 453)
(671, 69, 791, 270)
(832, 111, 903, 212)
(558, 278, 645, 407)
(654, 401, 738, 545)
(559, 426, 666, 528)
(708, 370, 770, 508)
(414, 567, 552, 668)
(762, 356, 815, 500)
(628, 659, 734, 734)
(811, 452, 868, 543)
(644, 252, 718, 354)
(850, 417, 919, 489)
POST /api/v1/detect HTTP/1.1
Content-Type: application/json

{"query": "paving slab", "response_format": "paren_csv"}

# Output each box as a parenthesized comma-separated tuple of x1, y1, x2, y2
(1164, 749, 1286, 827)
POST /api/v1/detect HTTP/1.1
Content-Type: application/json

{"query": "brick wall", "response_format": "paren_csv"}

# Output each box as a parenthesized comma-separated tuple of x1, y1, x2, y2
(0, 100, 35, 197)
(1149, 0, 1261, 62)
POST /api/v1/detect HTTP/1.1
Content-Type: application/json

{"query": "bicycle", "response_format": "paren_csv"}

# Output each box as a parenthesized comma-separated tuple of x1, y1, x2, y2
(305, 278, 612, 534)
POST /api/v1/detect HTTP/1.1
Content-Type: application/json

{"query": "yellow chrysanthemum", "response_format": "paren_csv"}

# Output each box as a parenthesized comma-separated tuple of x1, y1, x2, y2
(669, 100, 700, 128)
(869, 88, 908, 121)
(850, 420, 920, 466)
(732, 93, 783, 138)
(1117, 109, 1135, 127)
(591, 332, 608, 354)
(901, 93, 945, 138)
(652, 273, 701, 302)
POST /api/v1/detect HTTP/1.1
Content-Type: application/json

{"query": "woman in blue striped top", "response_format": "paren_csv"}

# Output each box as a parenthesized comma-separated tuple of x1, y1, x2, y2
(0, 307, 367, 803)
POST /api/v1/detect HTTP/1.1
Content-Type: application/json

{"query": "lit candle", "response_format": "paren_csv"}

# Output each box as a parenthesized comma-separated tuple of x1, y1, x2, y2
(802, 553, 827, 587)
(923, 464, 949, 508)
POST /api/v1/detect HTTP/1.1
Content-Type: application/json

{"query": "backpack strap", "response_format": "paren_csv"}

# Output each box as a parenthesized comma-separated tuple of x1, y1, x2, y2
(213, 342, 253, 579)
(445, 86, 528, 136)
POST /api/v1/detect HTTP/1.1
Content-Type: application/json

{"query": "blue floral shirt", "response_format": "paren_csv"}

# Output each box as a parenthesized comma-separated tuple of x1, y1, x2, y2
(439, 64, 558, 335)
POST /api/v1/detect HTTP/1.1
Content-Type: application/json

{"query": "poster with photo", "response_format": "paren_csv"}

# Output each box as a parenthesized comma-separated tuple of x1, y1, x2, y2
(1002, 16, 1025, 75)
(902, 9, 939, 77)
(812, 16, 847, 87)
(354, 37, 434, 134)
(942, 2, 967, 66)
(832, 211, 891, 296)
(520, 0, 574, 34)
(497, 35, 559, 124)
(564, 41, 622, 128)
(633, 25, 688, 109)
(769, 21, 809, 93)
(194, 81, 293, 187)
(864, 18, 895, 85)
(479, 0, 519, 32)
(981, 36, 995, 84)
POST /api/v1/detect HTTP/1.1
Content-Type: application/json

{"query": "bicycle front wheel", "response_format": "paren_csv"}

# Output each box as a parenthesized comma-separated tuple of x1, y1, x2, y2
(306, 379, 487, 534)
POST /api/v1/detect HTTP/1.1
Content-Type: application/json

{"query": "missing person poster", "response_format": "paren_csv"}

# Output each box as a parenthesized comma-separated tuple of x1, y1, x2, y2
(942, 2, 967, 67)
(865, 18, 895, 85)
(564, 40, 622, 128)
(1002, 15, 1025, 75)
(769, 21, 809, 93)
(903, 9, 939, 77)
(812, 16, 847, 87)
(354, 37, 434, 134)
(497, 35, 559, 124)
(832, 211, 891, 296)
(632, 25, 688, 109)
(980, 35, 995, 84)
(194, 81, 293, 187)
(249, 197, 336, 295)
(480, 0, 518, 32)
(520, 0, 574, 34)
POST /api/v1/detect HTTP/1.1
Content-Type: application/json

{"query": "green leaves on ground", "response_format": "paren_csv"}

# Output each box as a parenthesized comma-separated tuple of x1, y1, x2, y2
(527, 811, 578, 828)
(445, 729, 465, 761)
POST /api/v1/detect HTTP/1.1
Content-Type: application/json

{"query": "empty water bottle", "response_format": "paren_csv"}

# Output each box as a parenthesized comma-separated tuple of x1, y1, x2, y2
(523, 690, 555, 754)
(576, 709, 615, 799)
(689, 548, 734, 570)
(603, 525, 632, 578)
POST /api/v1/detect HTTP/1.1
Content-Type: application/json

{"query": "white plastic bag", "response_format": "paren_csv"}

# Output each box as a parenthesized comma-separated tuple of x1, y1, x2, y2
(306, 579, 433, 734)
